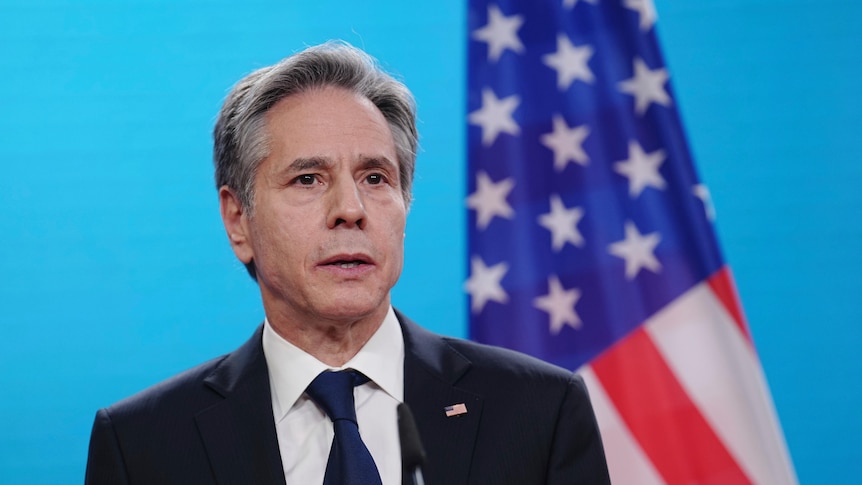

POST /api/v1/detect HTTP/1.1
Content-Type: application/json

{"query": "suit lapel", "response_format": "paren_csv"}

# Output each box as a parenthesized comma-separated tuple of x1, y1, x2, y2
(399, 311, 483, 485)
(195, 326, 287, 485)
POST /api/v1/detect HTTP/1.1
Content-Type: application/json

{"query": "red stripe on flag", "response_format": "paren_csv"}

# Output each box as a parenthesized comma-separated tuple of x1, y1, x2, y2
(592, 327, 752, 485)
(707, 267, 752, 345)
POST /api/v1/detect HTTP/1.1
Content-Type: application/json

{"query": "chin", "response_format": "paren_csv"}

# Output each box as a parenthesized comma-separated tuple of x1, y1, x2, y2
(317, 295, 388, 323)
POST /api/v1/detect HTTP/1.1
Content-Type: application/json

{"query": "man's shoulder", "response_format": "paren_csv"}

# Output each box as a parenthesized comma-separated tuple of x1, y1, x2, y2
(104, 352, 230, 421)
(102, 325, 265, 424)
(399, 311, 583, 393)
(443, 334, 579, 382)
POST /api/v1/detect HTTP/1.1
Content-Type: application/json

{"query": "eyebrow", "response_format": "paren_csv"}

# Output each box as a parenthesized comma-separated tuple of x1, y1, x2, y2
(287, 156, 332, 172)
(281, 155, 397, 174)
(357, 155, 398, 172)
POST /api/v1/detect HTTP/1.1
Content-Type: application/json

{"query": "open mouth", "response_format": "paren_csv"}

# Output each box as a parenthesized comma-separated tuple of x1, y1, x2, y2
(329, 260, 366, 269)
(320, 254, 373, 269)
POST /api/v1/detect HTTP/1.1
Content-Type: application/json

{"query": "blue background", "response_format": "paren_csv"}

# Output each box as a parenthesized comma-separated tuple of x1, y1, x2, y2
(0, 1, 859, 483)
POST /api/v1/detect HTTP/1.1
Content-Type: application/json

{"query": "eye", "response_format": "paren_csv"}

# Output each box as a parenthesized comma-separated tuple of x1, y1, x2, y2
(366, 173, 385, 185)
(295, 174, 317, 185)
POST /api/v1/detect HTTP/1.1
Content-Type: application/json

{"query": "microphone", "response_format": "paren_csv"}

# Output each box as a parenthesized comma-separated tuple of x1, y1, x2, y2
(397, 403, 427, 485)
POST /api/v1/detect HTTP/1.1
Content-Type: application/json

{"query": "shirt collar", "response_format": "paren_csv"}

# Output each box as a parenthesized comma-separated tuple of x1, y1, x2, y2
(263, 306, 405, 422)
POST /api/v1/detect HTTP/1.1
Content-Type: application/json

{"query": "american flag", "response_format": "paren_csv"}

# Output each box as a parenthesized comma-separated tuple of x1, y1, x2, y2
(465, 1, 797, 483)
(444, 403, 469, 418)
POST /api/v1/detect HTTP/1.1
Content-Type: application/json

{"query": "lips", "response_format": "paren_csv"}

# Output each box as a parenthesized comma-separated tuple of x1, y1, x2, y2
(318, 253, 374, 269)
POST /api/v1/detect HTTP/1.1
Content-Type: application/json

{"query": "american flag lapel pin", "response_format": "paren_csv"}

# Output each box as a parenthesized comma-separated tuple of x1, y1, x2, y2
(444, 403, 468, 417)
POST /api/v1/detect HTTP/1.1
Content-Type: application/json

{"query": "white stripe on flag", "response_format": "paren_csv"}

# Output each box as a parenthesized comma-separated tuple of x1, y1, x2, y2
(645, 279, 798, 485)
(579, 366, 665, 485)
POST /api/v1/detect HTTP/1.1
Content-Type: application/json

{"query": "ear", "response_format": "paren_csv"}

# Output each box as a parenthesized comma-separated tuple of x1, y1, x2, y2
(219, 186, 254, 264)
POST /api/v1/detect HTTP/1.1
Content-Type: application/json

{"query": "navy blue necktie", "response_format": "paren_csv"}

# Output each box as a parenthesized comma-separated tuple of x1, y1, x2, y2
(306, 370, 383, 485)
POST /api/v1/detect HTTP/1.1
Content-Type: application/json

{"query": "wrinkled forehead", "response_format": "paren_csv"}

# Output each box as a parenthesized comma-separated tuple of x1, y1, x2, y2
(259, 86, 398, 171)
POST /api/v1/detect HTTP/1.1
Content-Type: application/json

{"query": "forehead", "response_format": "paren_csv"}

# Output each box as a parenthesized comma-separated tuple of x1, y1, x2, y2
(262, 86, 397, 164)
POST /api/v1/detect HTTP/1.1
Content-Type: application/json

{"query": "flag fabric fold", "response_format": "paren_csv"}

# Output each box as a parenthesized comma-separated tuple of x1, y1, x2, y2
(465, 1, 796, 483)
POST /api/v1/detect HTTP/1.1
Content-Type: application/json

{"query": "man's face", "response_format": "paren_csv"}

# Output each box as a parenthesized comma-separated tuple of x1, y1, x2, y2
(227, 86, 407, 327)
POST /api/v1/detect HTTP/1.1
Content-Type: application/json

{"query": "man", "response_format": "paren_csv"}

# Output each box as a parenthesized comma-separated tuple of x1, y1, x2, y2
(85, 42, 610, 484)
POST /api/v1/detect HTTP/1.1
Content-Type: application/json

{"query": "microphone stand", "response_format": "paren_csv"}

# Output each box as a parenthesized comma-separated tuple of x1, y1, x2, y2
(397, 403, 427, 485)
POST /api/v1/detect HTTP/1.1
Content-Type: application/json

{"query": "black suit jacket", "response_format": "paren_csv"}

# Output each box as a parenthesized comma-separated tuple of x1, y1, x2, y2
(85, 311, 610, 484)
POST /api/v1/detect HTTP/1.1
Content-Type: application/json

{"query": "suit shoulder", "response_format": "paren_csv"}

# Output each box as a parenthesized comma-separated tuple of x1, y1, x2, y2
(104, 353, 229, 421)
(442, 335, 582, 386)
(101, 325, 265, 422)
(398, 311, 582, 390)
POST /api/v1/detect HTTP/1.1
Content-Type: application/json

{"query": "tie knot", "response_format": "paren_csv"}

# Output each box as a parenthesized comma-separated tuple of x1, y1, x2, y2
(306, 370, 369, 423)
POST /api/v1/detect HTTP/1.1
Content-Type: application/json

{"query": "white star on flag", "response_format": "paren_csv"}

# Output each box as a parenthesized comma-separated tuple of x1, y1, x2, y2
(617, 58, 670, 115)
(613, 140, 667, 197)
(538, 194, 585, 251)
(608, 220, 662, 280)
(623, 0, 657, 31)
(467, 171, 515, 230)
(533, 275, 582, 334)
(465, 256, 510, 313)
(542, 34, 595, 90)
(468, 88, 521, 146)
(693, 184, 716, 221)
(563, 0, 598, 9)
(471, 4, 525, 62)
(540, 114, 590, 171)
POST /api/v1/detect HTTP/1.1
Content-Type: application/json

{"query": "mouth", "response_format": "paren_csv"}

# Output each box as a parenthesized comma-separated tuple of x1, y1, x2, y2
(330, 260, 365, 269)
(319, 254, 374, 269)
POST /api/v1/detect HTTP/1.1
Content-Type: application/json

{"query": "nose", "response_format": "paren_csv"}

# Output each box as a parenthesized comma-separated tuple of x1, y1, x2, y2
(327, 177, 366, 229)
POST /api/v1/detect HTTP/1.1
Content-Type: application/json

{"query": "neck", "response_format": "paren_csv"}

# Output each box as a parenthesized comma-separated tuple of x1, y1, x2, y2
(265, 305, 388, 367)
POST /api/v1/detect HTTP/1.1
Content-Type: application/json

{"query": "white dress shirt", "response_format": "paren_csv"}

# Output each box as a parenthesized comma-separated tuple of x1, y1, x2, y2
(262, 306, 405, 485)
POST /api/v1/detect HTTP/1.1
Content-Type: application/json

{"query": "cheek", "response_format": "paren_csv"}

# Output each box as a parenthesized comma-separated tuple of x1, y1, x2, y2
(252, 210, 302, 260)
(385, 215, 407, 263)
(383, 205, 407, 237)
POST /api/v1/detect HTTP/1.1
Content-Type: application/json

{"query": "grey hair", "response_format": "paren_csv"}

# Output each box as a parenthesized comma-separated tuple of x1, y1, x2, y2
(212, 41, 418, 280)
